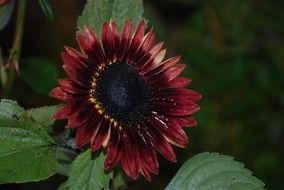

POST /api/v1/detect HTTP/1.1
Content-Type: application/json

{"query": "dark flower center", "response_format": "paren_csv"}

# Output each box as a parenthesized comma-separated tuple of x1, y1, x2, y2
(96, 62, 152, 125)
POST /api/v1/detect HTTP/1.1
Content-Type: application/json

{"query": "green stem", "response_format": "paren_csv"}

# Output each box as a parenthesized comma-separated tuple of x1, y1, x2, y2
(0, 48, 7, 88)
(3, 0, 26, 97)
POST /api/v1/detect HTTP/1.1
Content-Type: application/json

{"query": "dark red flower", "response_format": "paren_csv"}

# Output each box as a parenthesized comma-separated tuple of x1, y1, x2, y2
(51, 19, 201, 181)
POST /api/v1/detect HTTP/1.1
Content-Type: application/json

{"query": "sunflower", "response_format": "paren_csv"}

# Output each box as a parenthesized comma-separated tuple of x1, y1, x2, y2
(51, 19, 201, 181)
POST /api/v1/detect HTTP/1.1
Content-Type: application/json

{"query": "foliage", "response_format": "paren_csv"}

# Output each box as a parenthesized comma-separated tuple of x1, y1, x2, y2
(0, 0, 14, 31)
(38, 0, 54, 21)
(0, 99, 57, 184)
(20, 58, 59, 96)
(59, 149, 113, 190)
(166, 152, 265, 190)
(77, 0, 144, 36)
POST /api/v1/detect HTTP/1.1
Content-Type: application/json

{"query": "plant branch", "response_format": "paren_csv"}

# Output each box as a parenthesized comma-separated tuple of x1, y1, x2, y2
(3, 0, 26, 97)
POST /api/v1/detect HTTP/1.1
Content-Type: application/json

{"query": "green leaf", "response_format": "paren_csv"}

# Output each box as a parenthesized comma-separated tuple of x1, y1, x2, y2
(112, 170, 127, 190)
(78, 0, 113, 37)
(38, 0, 54, 21)
(0, 99, 57, 184)
(112, 0, 143, 33)
(77, 0, 144, 37)
(24, 105, 60, 133)
(56, 146, 77, 177)
(166, 152, 265, 190)
(0, 99, 24, 119)
(20, 58, 59, 96)
(62, 149, 113, 190)
(0, 0, 15, 31)
(58, 181, 68, 190)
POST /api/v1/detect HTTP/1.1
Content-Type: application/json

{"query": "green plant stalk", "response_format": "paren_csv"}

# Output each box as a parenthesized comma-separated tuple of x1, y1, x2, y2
(0, 48, 7, 88)
(3, 0, 26, 97)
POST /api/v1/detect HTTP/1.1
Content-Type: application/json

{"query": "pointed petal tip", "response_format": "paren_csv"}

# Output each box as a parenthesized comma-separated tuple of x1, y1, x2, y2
(49, 87, 62, 98)
(53, 106, 70, 120)
(138, 19, 145, 26)
(125, 19, 132, 25)
(143, 172, 152, 182)
(83, 25, 93, 31)
(63, 45, 72, 52)
(109, 17, 115, 25)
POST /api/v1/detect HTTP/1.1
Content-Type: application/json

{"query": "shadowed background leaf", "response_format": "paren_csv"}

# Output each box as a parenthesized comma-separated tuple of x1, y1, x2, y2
(38, 0, 54, 21)
(20, 57, 58, 96)
(0, 0, 15, 31)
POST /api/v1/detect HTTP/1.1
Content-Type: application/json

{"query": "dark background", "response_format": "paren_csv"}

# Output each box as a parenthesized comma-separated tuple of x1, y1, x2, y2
(0, 0, 284, 189)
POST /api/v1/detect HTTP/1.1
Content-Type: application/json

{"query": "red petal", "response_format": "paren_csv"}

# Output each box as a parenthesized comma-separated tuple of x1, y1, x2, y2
(63, 46, 85, 64)
(132, 30, 156, 64)
(91, 119, 111, 152)
(105, 126, 121, 170)
(174, 116, 197, 127)
(54, 102, 81, 120)
(144, 56, 181, 77)
(83, 26, 105, 63)
(147, 64, 185, 86)
(58, 79, 88, 95)
(154, 95, 199, 114)
(102, 22, 115, 62)
(136, 128, 159, 175)
(110, 20, 120, 59)
(125, 20, 145, 64)
(117, 20, 133, 61)
(136, 42, 164, 71)
(66, 102, 93, 128)
(75, 125, 94, 148)
(159, 77, 192, 89)
(141, 167, 152, 181)
(146, 124, 177, 162)
(62, 62, 91, 88)
(142, 30, 156, 52)
(120, 129, 140, 180)
(141, 49, 166, 73)
(62, 47, 95, 75)
(50, 87, 73, 101)
(76, 34, 92, 56)
(154, 100, 200, 116)
(155, 88, 202, 101)
(76, 114, 103, 147)
(75, 34, 100, 71)
(148, 114, 189, 147)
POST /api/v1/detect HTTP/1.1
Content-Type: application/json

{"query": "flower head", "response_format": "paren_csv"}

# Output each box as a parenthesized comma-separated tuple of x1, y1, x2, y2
(51, 19, 201, 181)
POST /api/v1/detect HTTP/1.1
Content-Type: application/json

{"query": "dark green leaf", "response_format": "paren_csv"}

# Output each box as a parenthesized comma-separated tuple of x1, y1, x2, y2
(0, 99, 57, 184)
(0, 0, 15, 31)
(77, 0, 144, 37)
(112, 0, 143, 33)
(23, 105, 60, 133)
(20, 58, 59, 96)
(0, 99, 23, 119)
(38, 0, 54, 21)
(62, 149, 113, 190)
(77, 0, 114, 37)
(166, 152, 265, 190)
